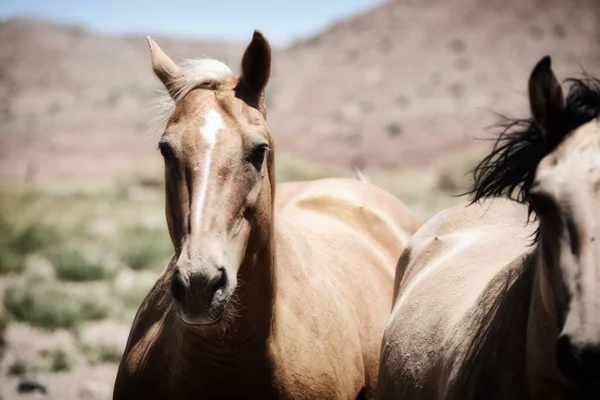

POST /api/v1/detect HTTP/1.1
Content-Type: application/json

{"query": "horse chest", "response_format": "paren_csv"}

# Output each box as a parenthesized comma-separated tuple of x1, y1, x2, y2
(268, 327, 365, 399)
(160, 347, 358, 400)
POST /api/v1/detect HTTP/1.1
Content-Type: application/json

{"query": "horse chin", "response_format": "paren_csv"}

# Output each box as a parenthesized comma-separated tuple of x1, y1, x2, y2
(178, 310, 225, 327)
(175, 297, 229, 327)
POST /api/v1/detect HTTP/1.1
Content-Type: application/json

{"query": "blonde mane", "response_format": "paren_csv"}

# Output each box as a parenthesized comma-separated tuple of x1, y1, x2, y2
(149, 58, 234, 136)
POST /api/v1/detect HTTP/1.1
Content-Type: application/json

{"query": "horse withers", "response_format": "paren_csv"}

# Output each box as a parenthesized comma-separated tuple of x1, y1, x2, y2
(113, 30, 420, 399)
(378, 56, 600, 399)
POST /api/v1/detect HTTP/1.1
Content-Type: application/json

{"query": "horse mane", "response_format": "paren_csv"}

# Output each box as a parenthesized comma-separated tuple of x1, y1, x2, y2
(150, 58, 234, 136)
(467, 74, 600, 232)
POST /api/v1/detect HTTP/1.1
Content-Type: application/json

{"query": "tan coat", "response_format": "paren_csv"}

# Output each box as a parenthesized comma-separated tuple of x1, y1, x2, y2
(114, 30, 420, 399)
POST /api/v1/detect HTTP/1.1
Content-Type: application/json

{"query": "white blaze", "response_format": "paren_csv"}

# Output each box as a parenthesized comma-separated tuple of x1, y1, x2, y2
(195, 108, 224, 230)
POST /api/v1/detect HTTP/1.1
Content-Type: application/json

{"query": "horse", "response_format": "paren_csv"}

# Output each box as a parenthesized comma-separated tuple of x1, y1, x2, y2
(113, 30, 420, 399)
(378, 56, 600, 399)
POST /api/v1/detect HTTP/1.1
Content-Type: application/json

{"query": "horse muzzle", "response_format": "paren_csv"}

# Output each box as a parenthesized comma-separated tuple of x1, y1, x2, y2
(171, 265, 230, 325)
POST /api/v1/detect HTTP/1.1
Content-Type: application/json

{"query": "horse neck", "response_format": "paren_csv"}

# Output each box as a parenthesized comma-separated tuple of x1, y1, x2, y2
(448, 252, 536, 399)
(168, 228, 277, 394)
(231, 168, 278, 342)
(234, 236, 277, 339)
(525, 244, 571, 396)
(171, 277, 276, 395)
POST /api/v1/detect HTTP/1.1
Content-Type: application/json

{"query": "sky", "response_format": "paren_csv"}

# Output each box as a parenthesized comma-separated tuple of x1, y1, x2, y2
(0, 0, 385, 46)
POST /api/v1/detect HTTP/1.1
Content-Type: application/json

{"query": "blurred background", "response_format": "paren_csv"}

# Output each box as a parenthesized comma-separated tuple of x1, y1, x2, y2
(0, 0, 598, 398)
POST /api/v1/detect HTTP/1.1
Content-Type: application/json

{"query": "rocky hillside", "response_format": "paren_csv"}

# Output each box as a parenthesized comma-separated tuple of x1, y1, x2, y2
(268, 0, 600, 169)
(0, 17, 245, 182)
(0, 17, 246, 130)
(0, 0, 599, 182)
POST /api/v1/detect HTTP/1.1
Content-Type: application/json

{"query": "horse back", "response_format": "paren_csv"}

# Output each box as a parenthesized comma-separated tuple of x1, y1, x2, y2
(272, 178, 420, 398)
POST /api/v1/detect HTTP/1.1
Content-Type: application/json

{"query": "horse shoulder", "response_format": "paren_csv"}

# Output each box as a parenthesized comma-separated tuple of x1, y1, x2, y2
(380, 199, 535, 397)
(114, 274, 174, 399)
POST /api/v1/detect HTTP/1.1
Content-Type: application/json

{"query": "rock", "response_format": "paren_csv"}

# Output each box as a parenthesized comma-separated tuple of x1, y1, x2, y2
(17, 379, 47, 395)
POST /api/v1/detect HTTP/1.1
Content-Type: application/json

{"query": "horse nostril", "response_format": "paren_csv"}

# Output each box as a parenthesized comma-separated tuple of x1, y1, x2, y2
(208, 267, 227, 295)
(171, 268, 188, 303)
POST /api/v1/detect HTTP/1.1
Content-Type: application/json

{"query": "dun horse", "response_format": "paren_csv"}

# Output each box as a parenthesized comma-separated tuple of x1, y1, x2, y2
(113, 30, 420, 399)
(379, 57, 600, 399)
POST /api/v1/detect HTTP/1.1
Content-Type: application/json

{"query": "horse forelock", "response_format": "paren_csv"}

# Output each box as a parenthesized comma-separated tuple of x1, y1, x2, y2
(149, 58, 235, 138)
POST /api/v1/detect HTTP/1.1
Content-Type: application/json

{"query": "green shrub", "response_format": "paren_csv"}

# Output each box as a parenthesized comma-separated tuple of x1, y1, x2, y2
(11, 223, 58, 255)
(0, 217, 58, 254)
(3, 283, 110, 331)
(83, 344, 122, 365)
(0, 217, 24, 275)
(0, 311, 8, 339)
(119, 226, 172, 271)
(0, 217, 59, 275)
(8, 359, 28, 376)
(0, 312, 8, 360)
(0, 246, 25, 275)
(49, 249, 113, 282)
(0, 215, 14, 242)
(49, 349, 72, 372)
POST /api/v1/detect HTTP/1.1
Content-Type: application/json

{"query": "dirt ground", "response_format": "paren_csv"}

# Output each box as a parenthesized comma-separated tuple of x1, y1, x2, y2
(0, 323, 119, 400)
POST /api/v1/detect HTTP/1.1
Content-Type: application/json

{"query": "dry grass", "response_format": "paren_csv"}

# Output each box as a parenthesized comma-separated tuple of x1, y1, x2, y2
(81, 344, 123, 365)
(3, 281, 111, 331)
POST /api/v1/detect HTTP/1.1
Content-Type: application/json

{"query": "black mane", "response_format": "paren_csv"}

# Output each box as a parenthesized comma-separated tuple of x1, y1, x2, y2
(467, 75, 600, 214)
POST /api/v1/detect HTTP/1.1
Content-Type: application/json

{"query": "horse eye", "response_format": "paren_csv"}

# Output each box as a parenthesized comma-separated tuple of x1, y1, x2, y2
(249, 146, 267, 169)
(159, 143, 174, 165)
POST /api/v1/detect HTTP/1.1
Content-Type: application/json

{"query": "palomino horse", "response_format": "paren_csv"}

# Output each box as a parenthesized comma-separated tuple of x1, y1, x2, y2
(379, 56, 600, 399)
(113, 30, 420, 399)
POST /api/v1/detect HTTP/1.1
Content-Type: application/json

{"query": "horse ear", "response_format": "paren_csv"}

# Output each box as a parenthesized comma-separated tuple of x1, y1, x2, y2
(147, 36, 181, 98)
(528, 55, 564, 131)
(240, 30, 271, 94)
